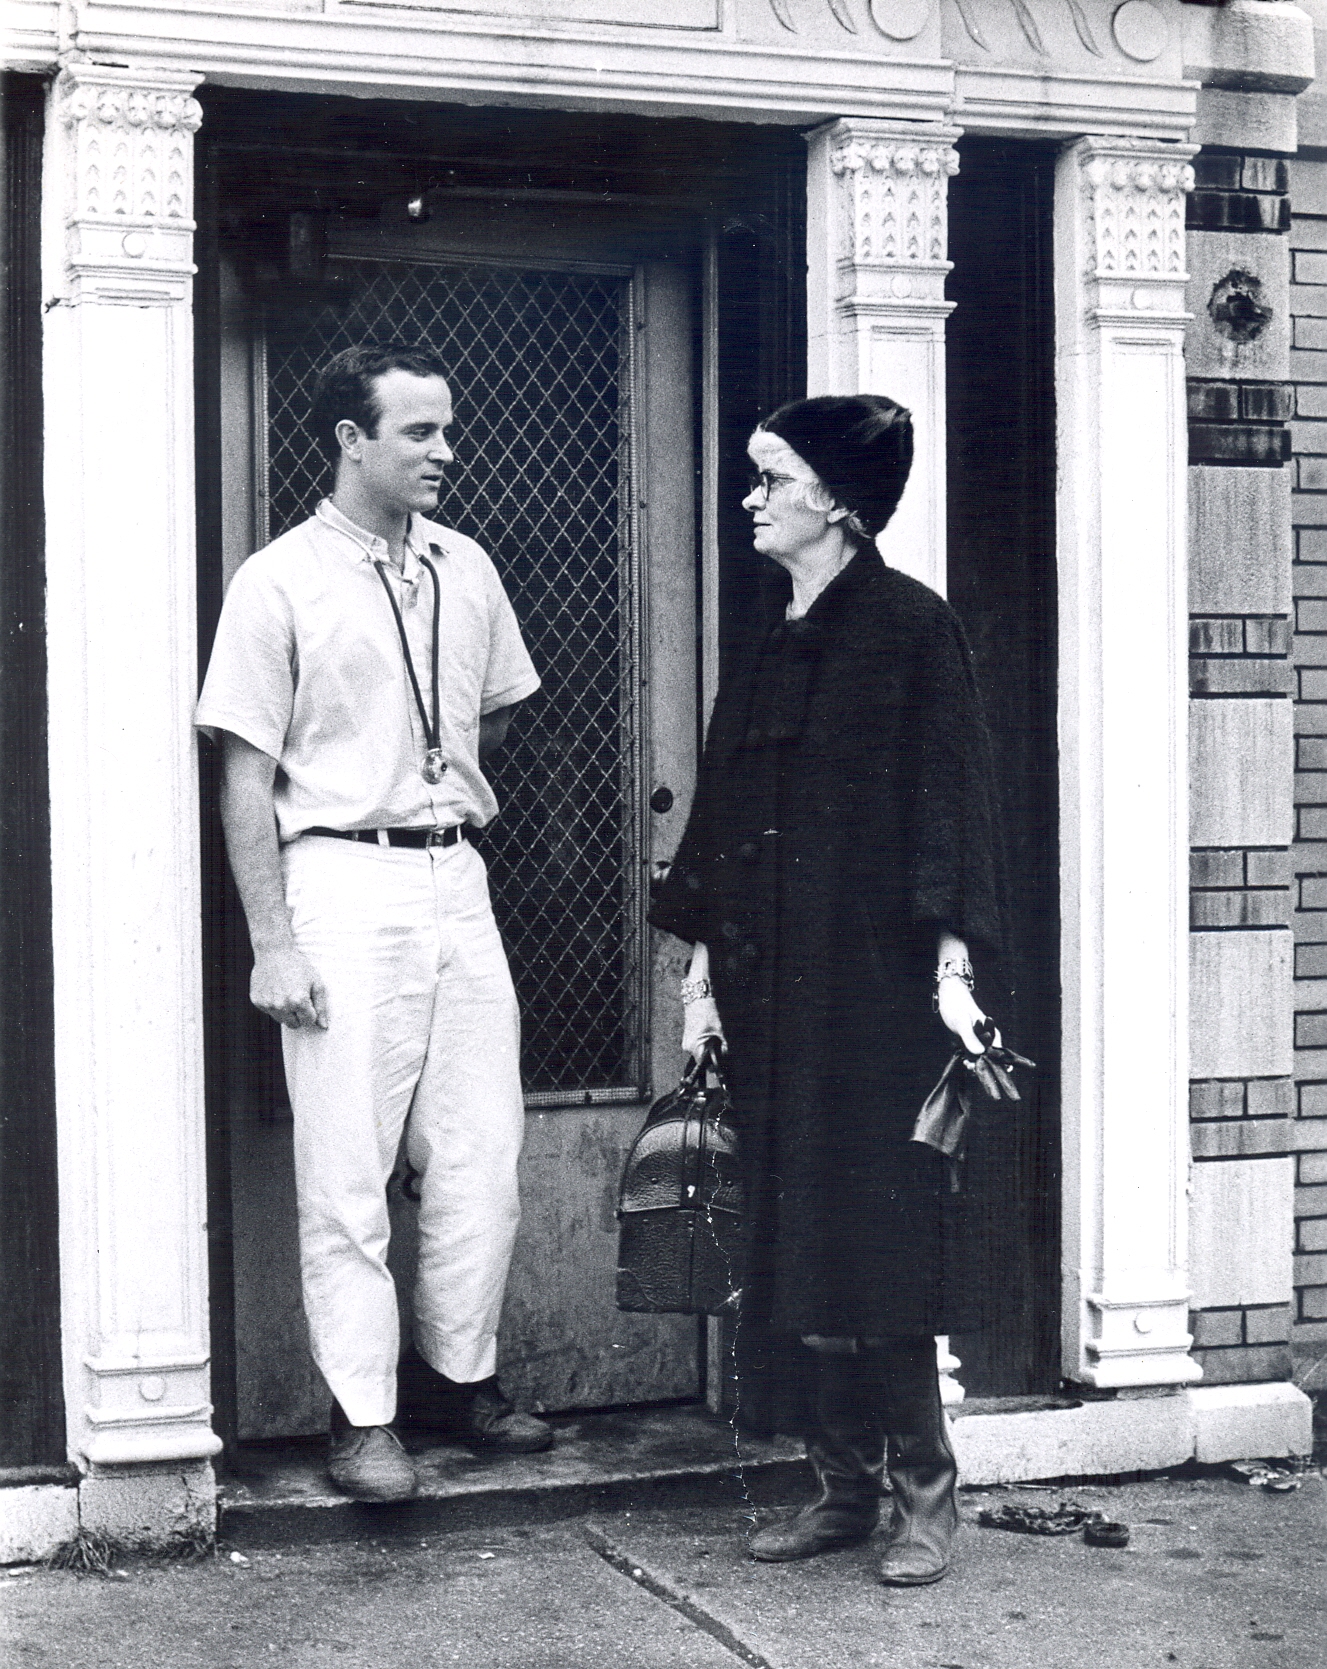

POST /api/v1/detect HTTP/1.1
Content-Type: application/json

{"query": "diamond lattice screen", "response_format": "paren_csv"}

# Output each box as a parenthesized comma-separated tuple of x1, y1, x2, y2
(263, 260, 642, 1096)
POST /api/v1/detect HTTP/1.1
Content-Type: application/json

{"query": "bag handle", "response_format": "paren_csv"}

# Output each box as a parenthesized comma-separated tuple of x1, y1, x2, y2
(680, 1036, 728, 1095)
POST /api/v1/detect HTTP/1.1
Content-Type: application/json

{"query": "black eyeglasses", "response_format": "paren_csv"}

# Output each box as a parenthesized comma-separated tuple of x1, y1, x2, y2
(747, 470, 797, 501)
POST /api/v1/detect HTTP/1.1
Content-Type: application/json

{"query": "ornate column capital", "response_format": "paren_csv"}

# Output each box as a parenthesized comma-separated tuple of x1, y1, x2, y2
(54, 63, 203, 306)
(820, 117, 961, 308)
(1073, 135, 1198, 319)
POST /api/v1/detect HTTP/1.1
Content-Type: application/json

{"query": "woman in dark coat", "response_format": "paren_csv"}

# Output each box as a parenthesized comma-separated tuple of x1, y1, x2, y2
(648, 394, 1004, 1587)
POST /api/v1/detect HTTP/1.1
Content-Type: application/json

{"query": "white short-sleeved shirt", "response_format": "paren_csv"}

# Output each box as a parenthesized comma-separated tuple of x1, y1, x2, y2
(195, 499, 540, 842)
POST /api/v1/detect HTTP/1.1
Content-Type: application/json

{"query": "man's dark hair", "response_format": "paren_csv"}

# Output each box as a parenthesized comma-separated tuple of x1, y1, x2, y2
(309, 344, 452, 468)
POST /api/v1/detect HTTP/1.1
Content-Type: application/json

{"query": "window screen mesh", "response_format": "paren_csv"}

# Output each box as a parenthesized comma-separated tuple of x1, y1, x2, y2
(262, 259, 643, 1097)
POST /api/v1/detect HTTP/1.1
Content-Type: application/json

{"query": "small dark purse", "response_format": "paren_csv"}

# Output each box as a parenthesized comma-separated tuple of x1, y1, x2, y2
(615, 1046, 743, 1316)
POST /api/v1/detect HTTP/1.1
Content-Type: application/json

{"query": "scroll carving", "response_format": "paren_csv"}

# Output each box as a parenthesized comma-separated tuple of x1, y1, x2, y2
(830, 136, 959, 269)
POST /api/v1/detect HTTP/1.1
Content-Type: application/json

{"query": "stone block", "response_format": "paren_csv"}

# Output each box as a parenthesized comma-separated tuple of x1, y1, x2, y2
(1245, 617, 1291, 654)
(1191, 929, 1293, 1078)
(1299, 734, 1327, 767)
(1302, 456, 1327, 492)
(1298, 1080, 1327, 1116)
(1298, 1214, 1327, 1251)
(1244, 1302, 1292, 1344)
(1245, 158, 1291, 197)
(1190, 1155, 1294, 1307)
(950, 1394, 1193, 1488)
(1292, 280, 1327, 317)
(1190, 1078, 1247, 1119)
(1297, 383, 1327, 416)
(1192, 1343, 1293, 1383)
(1195, 88, 1298, 157)
(1298, 1150, 1327, 1184)
(1292, 555, 1327, 589)
(1292, 155, 1327, 215)
(1188, 1381, 1313, 1460)
(1190, 466, 1292, 613)
(1246, 849, 1292, 886)
(78, 1462, 216, 1550)
(1189, 1306, 1243, 1348)
(1190, 890, 1289, 929)
(0, 1486, 78, 1566)
(1190, 849, 1245, 888)
(1292, 216, 1327, 251)
(1190, 699, 1293, 845)
(1191, 659, 1294, 694)
(1292, 1249, 1327, 1284)
(1191, 1118, 1292, 1158)
(1300, 1285, 1327, 1319)
(1190, 617, 1245, 655)
(1295, 316, 1327, 350)
(1187, 234, 1290, 381)
(1296, 1009, 1327, 1046)
(1299, 530, 1327, 560)
(1245, 1076, 1294, 1118)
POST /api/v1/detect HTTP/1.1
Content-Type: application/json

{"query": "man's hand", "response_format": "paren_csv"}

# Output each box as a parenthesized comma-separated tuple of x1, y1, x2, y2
(251, 945, 329, 1030)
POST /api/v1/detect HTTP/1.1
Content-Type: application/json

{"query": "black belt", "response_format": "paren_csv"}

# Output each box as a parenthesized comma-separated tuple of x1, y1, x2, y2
(305, 825, 468, 849)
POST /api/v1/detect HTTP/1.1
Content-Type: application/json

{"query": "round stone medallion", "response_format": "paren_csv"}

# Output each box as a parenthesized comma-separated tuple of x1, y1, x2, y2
(869, 0, 934, 43)
(1112, 0, 1168, 63)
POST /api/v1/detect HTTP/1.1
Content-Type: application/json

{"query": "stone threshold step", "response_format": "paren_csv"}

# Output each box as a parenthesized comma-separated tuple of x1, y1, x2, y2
(218, 1405, 807, 1549)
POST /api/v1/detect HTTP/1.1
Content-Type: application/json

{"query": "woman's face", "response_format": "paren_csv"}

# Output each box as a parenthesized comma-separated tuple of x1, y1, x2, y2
(743, 431, 837, 565)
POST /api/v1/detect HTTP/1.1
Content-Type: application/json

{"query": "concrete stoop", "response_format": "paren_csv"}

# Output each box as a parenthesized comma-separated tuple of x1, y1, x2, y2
(2, 1382, 1312, 1561)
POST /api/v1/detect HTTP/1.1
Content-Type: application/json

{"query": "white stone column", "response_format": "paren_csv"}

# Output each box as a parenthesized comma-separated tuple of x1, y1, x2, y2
(806, 118, 959, 595)
(1055, 137, 1201, 1388)
(42, 64, 220, 1508)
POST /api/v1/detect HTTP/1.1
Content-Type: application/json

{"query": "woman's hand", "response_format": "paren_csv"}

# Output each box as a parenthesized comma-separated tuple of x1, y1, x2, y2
(682, 995, 726, 1062)
(936, 974, 1000, 1055)
(681, 940, 726, 1062)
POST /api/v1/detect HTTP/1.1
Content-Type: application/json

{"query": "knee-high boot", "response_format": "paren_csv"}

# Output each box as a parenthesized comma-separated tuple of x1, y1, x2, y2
(747, 1349, 884, 1562)
(868, 1338, 959, 1587)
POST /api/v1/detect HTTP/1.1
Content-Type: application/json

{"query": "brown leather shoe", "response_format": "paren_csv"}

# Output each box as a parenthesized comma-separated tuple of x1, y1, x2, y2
(327, 1418, 418, 1502)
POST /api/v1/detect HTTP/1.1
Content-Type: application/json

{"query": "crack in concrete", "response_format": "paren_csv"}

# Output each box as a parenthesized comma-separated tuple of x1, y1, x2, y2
(581, 1523, 774, 1669)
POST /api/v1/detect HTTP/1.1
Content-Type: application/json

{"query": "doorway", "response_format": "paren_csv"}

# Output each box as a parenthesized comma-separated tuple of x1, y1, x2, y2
(194, 91, 807, 1445)
(945, 137, 1062, 1397)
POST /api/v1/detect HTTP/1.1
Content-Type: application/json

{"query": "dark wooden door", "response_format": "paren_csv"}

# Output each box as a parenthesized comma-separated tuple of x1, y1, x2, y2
(945, 138, 1062, 1398)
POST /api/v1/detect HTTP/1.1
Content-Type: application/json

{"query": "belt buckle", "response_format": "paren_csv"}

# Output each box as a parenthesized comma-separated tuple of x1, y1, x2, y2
(425, 827, 449, 849)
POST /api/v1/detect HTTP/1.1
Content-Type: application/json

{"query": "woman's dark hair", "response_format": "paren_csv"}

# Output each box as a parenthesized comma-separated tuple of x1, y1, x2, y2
(761, 394, 913, 542)
(309, 344, 452, 468)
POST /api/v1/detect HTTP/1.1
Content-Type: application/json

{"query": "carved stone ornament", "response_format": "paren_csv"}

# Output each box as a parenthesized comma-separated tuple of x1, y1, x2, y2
(1079, 143, 1196, 287)
(56, 66, 203, 304)
(829, 135, 960, 270)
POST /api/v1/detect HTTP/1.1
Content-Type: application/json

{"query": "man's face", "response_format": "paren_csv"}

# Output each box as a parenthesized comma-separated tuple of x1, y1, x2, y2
(341, 370, 454, 516)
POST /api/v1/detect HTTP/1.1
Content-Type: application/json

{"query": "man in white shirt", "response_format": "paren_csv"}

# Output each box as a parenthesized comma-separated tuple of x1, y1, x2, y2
(197, 344, 549, 1501)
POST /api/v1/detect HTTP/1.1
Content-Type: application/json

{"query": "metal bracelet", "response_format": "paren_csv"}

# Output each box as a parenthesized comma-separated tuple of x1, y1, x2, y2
(934, 959, 974, 991)
(681, 976, 713, 1005)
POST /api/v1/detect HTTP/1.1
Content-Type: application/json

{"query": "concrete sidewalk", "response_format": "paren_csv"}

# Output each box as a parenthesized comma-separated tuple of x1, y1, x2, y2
(2, 1469, 1322, 1669)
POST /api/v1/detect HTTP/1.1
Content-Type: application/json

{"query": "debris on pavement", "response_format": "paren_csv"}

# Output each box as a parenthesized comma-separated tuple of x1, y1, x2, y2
(977, 1499, 1108, 1536)
(1228, 1460, 1306, 1493)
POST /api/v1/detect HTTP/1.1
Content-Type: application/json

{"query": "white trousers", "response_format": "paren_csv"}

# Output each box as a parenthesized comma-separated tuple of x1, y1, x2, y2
(281, 834, 524, 1427)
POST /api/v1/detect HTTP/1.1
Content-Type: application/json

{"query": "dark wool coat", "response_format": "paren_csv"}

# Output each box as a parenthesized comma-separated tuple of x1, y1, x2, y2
(648, 549, 1004, 1436)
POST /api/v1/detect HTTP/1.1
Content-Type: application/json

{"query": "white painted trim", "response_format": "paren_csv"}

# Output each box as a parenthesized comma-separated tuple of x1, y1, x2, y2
(42, 62, 221, 1472)
(1054, 136, 1200, 1390)
(4, 3, 1197, 140)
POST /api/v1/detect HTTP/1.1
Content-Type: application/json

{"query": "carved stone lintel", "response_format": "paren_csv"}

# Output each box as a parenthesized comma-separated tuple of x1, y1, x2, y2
(55, 64, 203, 306)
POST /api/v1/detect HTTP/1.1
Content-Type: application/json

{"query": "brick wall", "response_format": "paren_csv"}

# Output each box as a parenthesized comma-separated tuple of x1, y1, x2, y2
(1286, 155, 1327, 1384)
